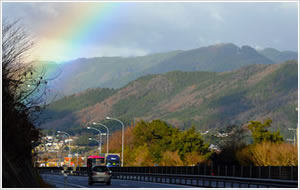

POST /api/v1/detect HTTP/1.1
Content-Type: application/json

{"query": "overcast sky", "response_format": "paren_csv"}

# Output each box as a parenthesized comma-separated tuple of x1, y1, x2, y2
(2, 2, 298, 62)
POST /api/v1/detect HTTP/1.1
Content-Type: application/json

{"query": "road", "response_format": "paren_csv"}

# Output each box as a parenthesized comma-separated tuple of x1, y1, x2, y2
(41, 174, 194, 188)
(41, 174, 278, 188)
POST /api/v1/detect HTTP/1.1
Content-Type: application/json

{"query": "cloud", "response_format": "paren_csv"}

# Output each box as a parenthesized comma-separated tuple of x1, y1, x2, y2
(211, 11, 224, 23)
(279, 2, 298, 10)
(128, 3, 195, 30)
(85, 45, 150, 58)
(28, 3, 60, 18)
(2, 2, 298, 62)
(254, 45, 264, 51)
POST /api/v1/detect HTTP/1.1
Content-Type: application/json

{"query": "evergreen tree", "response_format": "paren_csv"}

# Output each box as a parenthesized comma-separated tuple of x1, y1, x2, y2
(175, 126, 211, 161)
(247, 119, 283, 144)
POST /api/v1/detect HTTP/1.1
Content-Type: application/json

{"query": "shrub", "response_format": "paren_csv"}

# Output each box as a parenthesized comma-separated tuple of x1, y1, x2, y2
(160, 151, 183, 166)
(130, 145, 154, 166)
(184, 151, 207, 166)
(237, 142, 298, 166)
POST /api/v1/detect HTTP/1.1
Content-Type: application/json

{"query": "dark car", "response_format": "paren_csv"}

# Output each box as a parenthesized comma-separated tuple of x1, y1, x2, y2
(88, 165, 112, 185)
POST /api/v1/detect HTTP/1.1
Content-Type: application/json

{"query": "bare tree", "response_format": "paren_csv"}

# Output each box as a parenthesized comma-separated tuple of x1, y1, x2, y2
(2, 19, 53, 187)
(2, 19, 52, 122)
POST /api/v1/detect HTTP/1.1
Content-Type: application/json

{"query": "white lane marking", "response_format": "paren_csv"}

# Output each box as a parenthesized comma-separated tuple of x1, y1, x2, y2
(42, 174, 194, 188)
(44, 179, 87, 188)
(113, 179, 193, 188)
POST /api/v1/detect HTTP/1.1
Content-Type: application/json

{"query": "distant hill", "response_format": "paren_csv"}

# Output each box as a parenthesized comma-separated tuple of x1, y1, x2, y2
(39, 88, 116, 123)
(39, 60, 298, 139)
(37, 43, 284, 98)
(143, 43, 275, 74)
(258, 48, 298, 63)
(37, 51, 181, 99)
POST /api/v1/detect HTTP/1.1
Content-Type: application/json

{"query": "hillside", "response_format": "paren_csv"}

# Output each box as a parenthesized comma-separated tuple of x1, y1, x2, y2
(143, 43, 275, 74)
(36, 43, 296, 98)
(258, 48, 298, 63)
(39, 61, 298, 139)
(39, 88, 116, 123)
(38, 50, 181, 98)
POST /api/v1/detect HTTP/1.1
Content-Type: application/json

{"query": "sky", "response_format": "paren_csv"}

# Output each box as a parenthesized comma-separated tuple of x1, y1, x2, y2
(2, 1, 298, 62)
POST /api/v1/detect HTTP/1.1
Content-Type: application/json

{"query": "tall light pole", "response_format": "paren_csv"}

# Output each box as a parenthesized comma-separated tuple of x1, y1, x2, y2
(296, 107, 298, 147)
(288, 128, 297, 146)
(75, 145, 79, 167)
(287, 107, 298, 146)
(57, 131, 71, 167)
(88, 138, 101, 155)
(93, 122, 109, 153)
(87, 126, 103, 154)
(106, 117, 124, 167)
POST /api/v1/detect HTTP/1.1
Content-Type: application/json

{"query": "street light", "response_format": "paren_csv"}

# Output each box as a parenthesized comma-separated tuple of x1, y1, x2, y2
(92, 122, 109, 153)
(288, 128, 297, 146)
(88, 138, 101, 155)
(87, 126, 103, 154)
(57, 131, 71, 167)
(75, 145, 80, 167)
(106, 116, 124, 167)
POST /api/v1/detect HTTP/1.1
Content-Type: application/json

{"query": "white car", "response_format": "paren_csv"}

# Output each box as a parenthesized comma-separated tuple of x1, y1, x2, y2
(88, 166, 112, 185)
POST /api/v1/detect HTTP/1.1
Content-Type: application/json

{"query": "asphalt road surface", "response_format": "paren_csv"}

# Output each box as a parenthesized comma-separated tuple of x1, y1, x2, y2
(41, 174, 194, 188)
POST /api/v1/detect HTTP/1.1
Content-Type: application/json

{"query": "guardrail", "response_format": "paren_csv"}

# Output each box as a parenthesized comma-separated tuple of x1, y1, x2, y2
(39, 167, 89, 176)
(112, 172, 298, 188)
(38, 165, 298, 180)
(110, 165, 298, 180)
(38, 167, 298, 188)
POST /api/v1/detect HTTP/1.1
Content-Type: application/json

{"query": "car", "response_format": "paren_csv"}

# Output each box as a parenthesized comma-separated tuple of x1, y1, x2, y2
(88, 165, 112, 185)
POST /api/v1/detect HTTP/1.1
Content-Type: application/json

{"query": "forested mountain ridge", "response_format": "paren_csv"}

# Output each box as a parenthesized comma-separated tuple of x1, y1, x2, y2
(38, 44, 297, 98)
(142, 43, 275, 74)
(39, 60, 298, 139)
(258, 48, 298, 63)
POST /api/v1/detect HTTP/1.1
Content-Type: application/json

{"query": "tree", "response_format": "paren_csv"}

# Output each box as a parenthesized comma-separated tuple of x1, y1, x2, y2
(236, 142, 298, 166)
(184, 151, 207, 166)
(2, 19, 50, 187)
(131, 121, 212, 165)
(128, 144, 154, 166)
(175, 126, 211, 162)
(217, 124, 247, 147)
(132, 120, 149, 146)
(75, 133, 90, 146)
(211, 125, 247, 165)
(247, 119, 283, 144)
(2, 20, 51, 121)
(160, 151, 184, 166)
(133, 120, 179, 163)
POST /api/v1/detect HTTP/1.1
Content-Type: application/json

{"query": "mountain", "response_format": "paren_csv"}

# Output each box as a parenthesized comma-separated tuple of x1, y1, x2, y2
(39, 60, 298, 139)
(38, 43, 278, 98)
(38, 51, 181, 98)
(143, 43, 275, 74)
(258, 48, 298, 63)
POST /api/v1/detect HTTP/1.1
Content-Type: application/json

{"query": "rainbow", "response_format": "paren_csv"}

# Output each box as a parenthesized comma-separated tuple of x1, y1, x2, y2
(34, 2, 129, 62)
